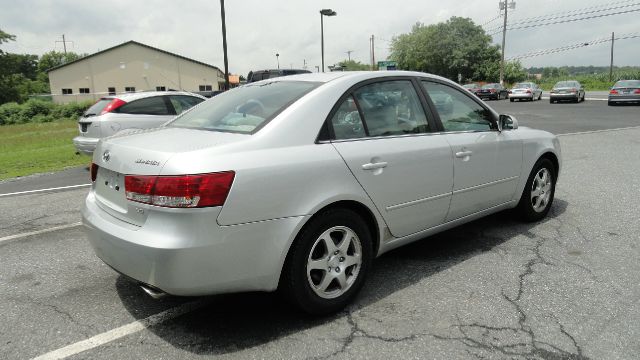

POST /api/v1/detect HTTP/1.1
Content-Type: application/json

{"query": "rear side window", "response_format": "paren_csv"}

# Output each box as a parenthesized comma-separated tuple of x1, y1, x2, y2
(85, 99, 113, 116)
(169, 95, 204, 114)
(330, 96, 366, 140)
(168, 81, 319, 134)
(352, 80, 430, 137)
(116, 96, 171, 115)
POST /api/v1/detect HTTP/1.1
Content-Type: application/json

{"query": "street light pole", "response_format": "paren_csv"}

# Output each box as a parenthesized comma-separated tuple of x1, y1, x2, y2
(220, 0, 230, 91)
(320, 9, 337, 73)
(276, 53, 280, 69)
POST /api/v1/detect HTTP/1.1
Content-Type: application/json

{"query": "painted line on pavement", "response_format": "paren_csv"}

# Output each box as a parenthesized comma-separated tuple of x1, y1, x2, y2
(558, 125, 640, 137)
(0, 184, 91, 198)
(540, 97, 607, 101)
(0, 222, 82, 244)
(31, 300, 208, 360)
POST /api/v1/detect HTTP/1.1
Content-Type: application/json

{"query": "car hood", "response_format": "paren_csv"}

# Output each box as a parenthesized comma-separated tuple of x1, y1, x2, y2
(93, 127, 249, 175)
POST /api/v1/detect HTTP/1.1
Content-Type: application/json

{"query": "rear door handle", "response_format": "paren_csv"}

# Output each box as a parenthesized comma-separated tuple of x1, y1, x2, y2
(362, 162, 388, 170)
(455, 150, 473, 158)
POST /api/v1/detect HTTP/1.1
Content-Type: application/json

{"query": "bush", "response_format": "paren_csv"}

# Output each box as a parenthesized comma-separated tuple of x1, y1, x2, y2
(0, 100, 91, 125)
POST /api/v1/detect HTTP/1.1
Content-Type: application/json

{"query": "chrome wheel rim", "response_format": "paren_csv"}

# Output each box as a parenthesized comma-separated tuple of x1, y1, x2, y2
(306, 226, 362, 299)
(530, 168, 552, 213)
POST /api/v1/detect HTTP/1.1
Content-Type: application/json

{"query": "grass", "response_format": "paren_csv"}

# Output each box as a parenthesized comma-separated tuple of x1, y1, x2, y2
(0, 120, 91, 180)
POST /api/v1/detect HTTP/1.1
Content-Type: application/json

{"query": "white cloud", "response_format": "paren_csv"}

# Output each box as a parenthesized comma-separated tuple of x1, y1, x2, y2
(1, 0, 638, 76)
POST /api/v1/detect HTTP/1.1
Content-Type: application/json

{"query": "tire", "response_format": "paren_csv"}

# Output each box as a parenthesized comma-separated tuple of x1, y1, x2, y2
(550, 99, 555, 104)
(608, 101, 615, 106)
(538, 93, 542, 100)
(510, 98, 514, 102)
(516, 158, 556, 222)
(280, 208, 373, 314)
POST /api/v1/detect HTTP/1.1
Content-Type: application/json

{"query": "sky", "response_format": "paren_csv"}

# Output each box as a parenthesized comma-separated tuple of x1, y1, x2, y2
(1, 0, 638, 76)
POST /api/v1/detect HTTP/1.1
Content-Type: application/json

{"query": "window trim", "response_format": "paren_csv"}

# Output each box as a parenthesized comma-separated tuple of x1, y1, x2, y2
(317, 76, 438, 143)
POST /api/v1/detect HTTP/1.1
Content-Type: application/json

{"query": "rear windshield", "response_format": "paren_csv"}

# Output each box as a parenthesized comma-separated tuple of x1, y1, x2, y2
(84, 98, 113, 117)
(514, 83, 532, 88)
(614, 80, 640, 88)
(463, 84, 478, 89)
(555, 81, 577, 88)
(167, 81, 320, 134)
(481, 84, 499, 89)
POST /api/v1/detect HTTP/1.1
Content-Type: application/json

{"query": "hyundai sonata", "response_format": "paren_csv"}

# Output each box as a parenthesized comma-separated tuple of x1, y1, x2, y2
(82, 71, 561, 314)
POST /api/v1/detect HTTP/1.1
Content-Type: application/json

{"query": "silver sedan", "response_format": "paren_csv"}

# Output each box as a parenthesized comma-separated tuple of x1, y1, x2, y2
(82, 71, 561, 314)
(509, 82, 543, 102)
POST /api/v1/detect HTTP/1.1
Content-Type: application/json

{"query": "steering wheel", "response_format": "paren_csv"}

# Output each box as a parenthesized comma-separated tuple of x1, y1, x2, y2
(238, 99, 266, 117)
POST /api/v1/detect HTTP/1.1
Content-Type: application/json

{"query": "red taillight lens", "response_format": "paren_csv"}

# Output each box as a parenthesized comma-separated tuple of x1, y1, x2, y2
(610, 89, 619, 95)
(634, 89, 640, 94)
(124, 172, 235, 208)
(100, 98, 127, 115)
(90, 163, 98, 182)
(526, 89, 532, 94)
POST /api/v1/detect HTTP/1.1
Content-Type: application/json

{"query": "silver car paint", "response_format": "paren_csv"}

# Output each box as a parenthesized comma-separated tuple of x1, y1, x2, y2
(83, 71, 561, 296)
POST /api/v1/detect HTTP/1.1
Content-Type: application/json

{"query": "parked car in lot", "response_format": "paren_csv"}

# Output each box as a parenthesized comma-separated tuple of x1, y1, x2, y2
(608, 79, 640, 106)
(246, 69, 312, 83)
(73, 92, 206, 155)
(549, 80, 585, 103)
(462, 83, 481, 96)
(509, 82, 543, 102)
(477, 83, 508, 100)
(83, 71, 561, 314)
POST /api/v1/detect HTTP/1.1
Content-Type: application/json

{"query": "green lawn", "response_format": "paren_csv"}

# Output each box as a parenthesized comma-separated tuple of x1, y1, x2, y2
(0, 120, 91, 180)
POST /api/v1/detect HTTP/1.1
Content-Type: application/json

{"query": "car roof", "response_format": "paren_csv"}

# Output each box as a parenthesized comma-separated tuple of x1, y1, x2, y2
(105, 91, 206, 101)
(248, 70, 453, 86)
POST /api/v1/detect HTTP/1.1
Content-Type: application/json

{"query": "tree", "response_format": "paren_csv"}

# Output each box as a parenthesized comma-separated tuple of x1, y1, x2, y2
(337, 59, 370, 71)
(37, 51, 84, 73)
(390, 17, 501, 82)
(0, 28, 16, 55)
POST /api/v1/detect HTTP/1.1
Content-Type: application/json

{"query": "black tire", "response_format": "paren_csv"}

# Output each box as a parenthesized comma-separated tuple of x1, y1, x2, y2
(516, 158, 556, 222)
(510, 98, 514, 102)
(550, 99, 555, 104)
(538, 93, 542, 100)
(280, 208, 373, 314)
(608, 101, 615, 106)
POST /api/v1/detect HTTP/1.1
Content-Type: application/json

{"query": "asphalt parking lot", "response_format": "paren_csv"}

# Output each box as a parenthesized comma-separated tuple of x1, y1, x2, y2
(1, 98, 639, 359)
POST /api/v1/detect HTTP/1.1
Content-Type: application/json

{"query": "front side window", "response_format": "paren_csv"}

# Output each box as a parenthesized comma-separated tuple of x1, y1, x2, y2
(168, 81, 319, 134)
(422, 81, 494, 132)
(116, 96, 171, 115)
(352, 80, 429, 137)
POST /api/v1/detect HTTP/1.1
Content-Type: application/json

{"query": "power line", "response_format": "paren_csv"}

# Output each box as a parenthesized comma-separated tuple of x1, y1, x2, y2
(488, 7, 640, 35)
(480, 14, 502, 27)
(506, 32, 640, 60)
(512, 0, 636, 24)
(485, 2, 640, 34)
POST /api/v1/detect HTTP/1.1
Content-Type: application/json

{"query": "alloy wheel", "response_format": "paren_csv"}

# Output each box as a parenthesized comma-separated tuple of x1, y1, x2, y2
(530, 168, 552, 213)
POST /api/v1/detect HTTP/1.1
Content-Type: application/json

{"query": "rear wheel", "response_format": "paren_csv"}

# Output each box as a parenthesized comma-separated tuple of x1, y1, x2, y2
(538, 93, 542, 100)
(281, 208, 373, 314)
(608, 101, 616, 106)
(510, 98, 514, 102)
(516, 158, 556, 222)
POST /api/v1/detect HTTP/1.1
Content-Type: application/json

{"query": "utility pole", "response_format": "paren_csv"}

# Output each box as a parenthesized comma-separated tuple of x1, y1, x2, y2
(609, 32, 615, 82)
(370, 35, 376, 70)
(220, 0, 230, 91)
(55, 34, 73, 54)
(499, 1, 515, 85)
(346, 50, 353, 61)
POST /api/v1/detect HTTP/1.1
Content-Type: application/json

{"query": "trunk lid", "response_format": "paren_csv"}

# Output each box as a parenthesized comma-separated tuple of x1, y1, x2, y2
(92, 127, 248, 226)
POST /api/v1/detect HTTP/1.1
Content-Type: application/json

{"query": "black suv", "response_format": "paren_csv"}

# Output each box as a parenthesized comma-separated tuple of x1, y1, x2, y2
(247, 69, 312, 83)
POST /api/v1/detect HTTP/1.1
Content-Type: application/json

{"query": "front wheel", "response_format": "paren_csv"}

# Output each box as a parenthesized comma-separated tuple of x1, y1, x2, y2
(281, 208, 373, 314)
(516, 158, 556, 222)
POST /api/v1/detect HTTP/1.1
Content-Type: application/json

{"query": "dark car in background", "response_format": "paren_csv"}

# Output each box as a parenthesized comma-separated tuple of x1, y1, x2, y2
(247, 69, 312, 83)
(608, 80, 640, 106)
(549, 80, 585, 103)
(462, 83, 481, 96)
(477, 83, 508, 100)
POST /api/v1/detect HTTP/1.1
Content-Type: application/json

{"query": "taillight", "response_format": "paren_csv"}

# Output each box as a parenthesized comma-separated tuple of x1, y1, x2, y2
(100, 98, 127, 115)
(570, 88, 577, 93)
(490, 89, 496, 93)
(124, 172, 235, 208)
(634, 89, 640, 94)
(610, 89, 619, 95)
(526, 89, 532, 94)
(90, 163, 98, 182)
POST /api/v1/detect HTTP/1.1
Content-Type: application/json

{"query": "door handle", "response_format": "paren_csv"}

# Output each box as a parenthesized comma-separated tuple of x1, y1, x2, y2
(455, 150, 473, 158)
(362, 162, 388, 170)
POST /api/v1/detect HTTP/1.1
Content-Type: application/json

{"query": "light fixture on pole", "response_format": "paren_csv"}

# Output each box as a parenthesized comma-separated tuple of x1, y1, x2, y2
(276, 53, 280, 69)
(320, 8, 337, 73)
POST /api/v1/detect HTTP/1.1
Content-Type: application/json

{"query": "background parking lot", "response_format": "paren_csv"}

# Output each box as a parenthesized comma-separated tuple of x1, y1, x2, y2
(1, 100, 639, 359)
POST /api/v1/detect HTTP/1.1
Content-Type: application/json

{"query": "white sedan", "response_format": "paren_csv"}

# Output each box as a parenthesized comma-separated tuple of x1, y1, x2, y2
(82, 71, 561, 314)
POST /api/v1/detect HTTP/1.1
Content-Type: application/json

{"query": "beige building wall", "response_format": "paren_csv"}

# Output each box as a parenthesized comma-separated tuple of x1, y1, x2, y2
(48, 42, 224, 104)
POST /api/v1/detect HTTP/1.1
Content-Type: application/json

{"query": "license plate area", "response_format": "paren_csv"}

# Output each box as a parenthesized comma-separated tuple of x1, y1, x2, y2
(95, 168, 127, 213)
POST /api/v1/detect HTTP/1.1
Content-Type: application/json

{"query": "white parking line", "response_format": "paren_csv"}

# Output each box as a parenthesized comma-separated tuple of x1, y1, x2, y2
(31, 300, 208, 360)
(558, 125, 640, 137)
(0, 184, 91, 198)
(0, 222, 83, 244)
(540, 97, 608, 101)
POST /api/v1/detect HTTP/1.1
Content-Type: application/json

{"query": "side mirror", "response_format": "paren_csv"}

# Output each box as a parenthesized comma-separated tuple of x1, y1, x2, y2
(499, 114, 518, 131)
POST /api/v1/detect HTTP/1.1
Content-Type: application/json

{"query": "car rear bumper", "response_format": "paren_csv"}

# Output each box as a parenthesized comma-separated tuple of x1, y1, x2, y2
(73, 136, 99, 155)
(509, 93, 534, 99)
(608, 95, 640, 102)
(550, 93, 579, 100)
(81, 191, 307, 296)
